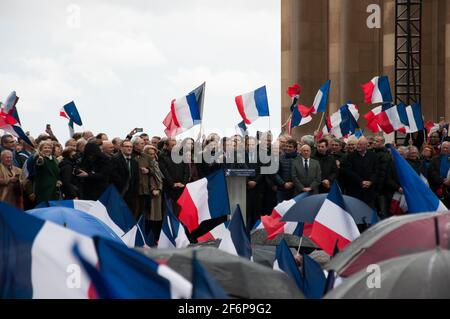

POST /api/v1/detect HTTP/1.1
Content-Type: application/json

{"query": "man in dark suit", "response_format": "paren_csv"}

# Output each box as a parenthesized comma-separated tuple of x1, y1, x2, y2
(158, 138, 189, 215)
(342, 137, 378, 208)
(312, 138, 338, 193)
(110, 140, 140, 216)
(292, 144, 321, 195)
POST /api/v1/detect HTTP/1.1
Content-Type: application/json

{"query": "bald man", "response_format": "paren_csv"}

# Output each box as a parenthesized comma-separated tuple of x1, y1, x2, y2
(342, 137, 378, 208)
(291, 144, 321, 195)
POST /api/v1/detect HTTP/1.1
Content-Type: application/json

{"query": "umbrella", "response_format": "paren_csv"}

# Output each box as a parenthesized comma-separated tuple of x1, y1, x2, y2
(251, 230, 318, 250)
(326, 212, 450, 277)
(281, 193, 375, 224)
(27, 207, 124, 244)
(138, 246, 304, 299)
(325, 249, 450, 299)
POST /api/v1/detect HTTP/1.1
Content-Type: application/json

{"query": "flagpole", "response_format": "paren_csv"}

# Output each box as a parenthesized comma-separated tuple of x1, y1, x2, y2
(317, 112, 326, 133)
(296, 236, 303, 255)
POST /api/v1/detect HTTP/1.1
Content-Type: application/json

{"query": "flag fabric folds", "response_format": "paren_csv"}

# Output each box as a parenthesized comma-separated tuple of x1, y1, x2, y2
(235, 86, 270, 125)
(218, 205, 252, 259)
(323, 103, 359, 138)
(310, 182, 360, 256)
(252, 192, 309, 240)
(361, 75, 393, 104)
(311, 80, 331, 114)
(0, 202, 98, 299)
(163, 84, 204, 137)
(389, 146, 447, 213)
(158, 199, 190, 249)
(178, 170, 230, 233)
(273, 240, 304, 293)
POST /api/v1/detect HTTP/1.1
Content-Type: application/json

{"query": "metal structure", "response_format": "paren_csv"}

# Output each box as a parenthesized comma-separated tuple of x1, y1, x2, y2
(394, 0, 422, 144)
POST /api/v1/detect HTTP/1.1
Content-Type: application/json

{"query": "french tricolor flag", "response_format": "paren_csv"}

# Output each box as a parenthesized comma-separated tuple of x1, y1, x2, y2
(273, 239, 303, 293)
(178, 170, 230, 233)
(397, 103, 424, 133)
(74, 236, 192, 299)
(158, 199, 190, 249)
(361, 75, 393, 104)
(218, 205, 252, 259)
(309, 182, 360, 256)
(290, 104, 313, 131)
(235, 86, 270, 125)
(364, 104, 405, 134)
(312, 80, 331, 114)
(323, 103, 359, 138)
(0, 202, 98, 299)
(252, 192, 309, 240)
(163, 83, 204, 138)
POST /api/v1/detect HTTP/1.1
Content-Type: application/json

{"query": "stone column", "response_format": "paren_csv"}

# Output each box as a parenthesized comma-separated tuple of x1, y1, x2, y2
(281, 0, 328, 138)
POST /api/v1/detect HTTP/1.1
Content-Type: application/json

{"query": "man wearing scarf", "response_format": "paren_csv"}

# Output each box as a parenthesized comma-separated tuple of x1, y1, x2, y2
(269, 138, 299, 202)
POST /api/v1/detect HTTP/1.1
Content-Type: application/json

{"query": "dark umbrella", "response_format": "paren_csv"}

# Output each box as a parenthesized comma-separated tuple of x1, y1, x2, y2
(281, 193, 375, 224)
(138, 246, 304, 299)
(326, 212, 450, 277)
(325, 248, 450, 299)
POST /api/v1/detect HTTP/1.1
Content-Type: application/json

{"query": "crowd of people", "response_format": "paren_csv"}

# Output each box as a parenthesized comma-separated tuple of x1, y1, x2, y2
(1, 124, 449, 241)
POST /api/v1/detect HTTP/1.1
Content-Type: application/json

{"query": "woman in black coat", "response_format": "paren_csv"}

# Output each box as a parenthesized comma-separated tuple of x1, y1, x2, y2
(76, 142, 111, 200)
(59, 147, 80, 199)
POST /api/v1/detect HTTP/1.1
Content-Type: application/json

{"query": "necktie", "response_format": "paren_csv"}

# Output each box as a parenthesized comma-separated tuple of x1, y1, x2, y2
(126, 157, 131, 172)
(304, 159, 309, 175)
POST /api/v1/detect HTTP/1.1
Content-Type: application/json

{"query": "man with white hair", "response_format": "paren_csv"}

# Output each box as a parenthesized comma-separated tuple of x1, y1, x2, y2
(342, 137, 378, 208)
(101, 140, 115, 158)
(292, 144, 321, 195)
(0, 150, 23, 209)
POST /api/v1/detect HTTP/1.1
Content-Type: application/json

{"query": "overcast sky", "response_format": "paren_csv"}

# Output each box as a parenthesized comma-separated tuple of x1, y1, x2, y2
(0, 0, 281, 142)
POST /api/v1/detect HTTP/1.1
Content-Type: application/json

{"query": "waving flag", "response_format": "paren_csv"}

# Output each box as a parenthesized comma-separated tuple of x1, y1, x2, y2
(218, 205, 252, 259)
(252, 192, 309, 240)
(235, 86, 270, 125)
(36, 199, 144, 247)
(287, 83, 302, 113)
(310, 182, 360, 256)
(163, 84, 204, 137)
(397, 103, 424, 133)
(178, 170, 230, 233)
(235, 120, 248, 136)
(273, 240, 304, 293)
(290, 104, 313, 131)
(192, 252, 229, 299)
(361, 75, 393, 104)
(0, 202, 97, 299)
(197, 221, 229, 243)
(389, 146, 447, 213)
(323, 103, 359, 138)
(0, 91, 33, 146)
(364, 104, 405, 134)
(60, 101, 82, 137)
(302, 253, 327, 299)
(312, 80, 331, 114)
(98, 186, 136, 233)
(75, 236, 192, 299)
(158, 199, 190, 249)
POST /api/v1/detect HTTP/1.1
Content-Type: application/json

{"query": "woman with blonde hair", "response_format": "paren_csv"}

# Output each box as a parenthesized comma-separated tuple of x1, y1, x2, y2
(31, 140, 61, 205)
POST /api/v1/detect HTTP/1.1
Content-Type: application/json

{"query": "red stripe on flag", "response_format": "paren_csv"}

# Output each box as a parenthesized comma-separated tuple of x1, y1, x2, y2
(197, 232, 215, 243)
(235, 95, 251, 125)
(261, 210, 286, 240)
(309, 221, 351, 256)
(177, 188, 200, 233)
(377, 112, 395, 134)
(60, 111, 69, 120)
(170, 99, 180, 127)
(361, 81, 375, 104)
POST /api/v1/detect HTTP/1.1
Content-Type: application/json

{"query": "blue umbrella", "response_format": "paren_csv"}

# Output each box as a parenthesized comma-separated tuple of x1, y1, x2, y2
(27, 207, 124, 244)
(281, 194, 375, 224)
